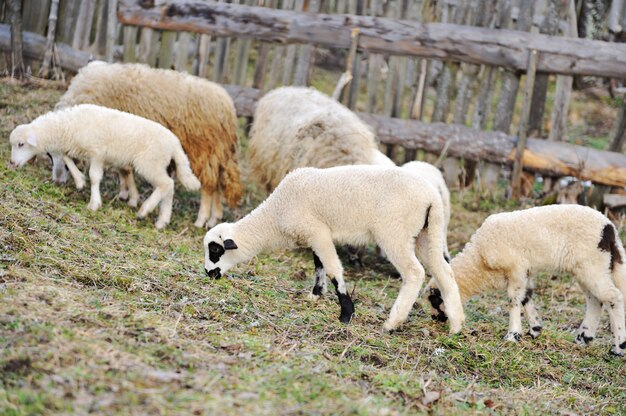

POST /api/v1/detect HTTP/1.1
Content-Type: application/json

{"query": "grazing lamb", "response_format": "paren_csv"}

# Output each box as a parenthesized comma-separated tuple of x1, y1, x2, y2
(247, 86, 394, 193)
(402, 161, 451, 261)
(9, 104, 201, 230)
(203, 165, 465, 333)
(425, 204, 626, 356)
(54, 61, 242, 228)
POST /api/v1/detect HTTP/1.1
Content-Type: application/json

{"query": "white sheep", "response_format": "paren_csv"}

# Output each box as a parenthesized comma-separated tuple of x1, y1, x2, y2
(247, 86, 394, 193)
(402, 161, 451, 261)
(425, 204, 626, 356)
(202, 165, 465, 333)
(9, 104, 201, 230)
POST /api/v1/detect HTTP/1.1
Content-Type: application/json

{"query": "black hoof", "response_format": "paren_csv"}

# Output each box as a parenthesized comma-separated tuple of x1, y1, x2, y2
(312, 285, 324, 296)
(575, 333, 594, 345)
(339, 310, 353, 324)
(504, 332, 522, 342)
(528, 326, 542, 339)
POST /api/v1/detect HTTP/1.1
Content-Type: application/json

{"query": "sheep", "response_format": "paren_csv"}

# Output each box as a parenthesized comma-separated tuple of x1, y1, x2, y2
(425, 204, 626, 356)
(202, 165, 465, 333)
(9, 104, 201, 230)
(54, 61, 242, 228)
(402, 161, 451, 261)
(247, 86, 394, 193)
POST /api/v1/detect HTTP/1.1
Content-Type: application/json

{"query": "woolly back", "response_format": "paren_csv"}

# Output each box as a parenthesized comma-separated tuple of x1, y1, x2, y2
(248, 87, 381, 191)
(57, 62, 242, 206)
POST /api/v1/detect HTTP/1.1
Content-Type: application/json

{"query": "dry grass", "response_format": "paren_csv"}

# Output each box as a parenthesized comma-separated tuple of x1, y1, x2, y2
(0, 79, 625, 415)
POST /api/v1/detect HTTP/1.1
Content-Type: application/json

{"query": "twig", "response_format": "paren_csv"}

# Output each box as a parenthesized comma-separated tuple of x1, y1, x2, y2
(339, 337, 359, 361)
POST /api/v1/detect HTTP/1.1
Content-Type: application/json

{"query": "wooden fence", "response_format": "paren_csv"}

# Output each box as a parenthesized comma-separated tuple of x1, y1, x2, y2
(3, 0, 626, 196)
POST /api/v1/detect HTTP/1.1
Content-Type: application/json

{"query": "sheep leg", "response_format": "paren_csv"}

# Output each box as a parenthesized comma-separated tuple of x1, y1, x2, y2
(155, 183, 174, 230)
(310, 233, 354, 323)
(207, 191, 223, 228)
(87, 159, 104, 211)
(117, 167, 139, 207)
(415, 233, 465, 334)
(138, 174, 174, 220)
(379, 238, 425, 332)
(522, 278, 543, 338)
(117, 169, 130, 200)
(63, 156, 86, 190)
(125, 169, 140, 208)
(194, 188, 213, 228)
(579, 276, 626, 356)
(347, 245, 364, 268)
(504, 271, 529, 342)
(308, 251, 328, 300)
(575, 287, 603, 346)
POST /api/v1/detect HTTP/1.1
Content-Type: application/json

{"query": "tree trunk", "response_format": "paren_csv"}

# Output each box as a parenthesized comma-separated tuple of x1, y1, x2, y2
(8, 0, 25, 79)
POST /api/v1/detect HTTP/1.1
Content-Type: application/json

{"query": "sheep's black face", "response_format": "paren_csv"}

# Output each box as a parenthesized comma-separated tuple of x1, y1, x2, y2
(208, 242, 225, 263)
(203, 224, 239, 280)
(428, 287, 448, 322)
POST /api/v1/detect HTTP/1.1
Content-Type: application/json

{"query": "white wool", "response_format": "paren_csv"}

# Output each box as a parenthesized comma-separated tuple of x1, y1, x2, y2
(247, 86, 390, 191)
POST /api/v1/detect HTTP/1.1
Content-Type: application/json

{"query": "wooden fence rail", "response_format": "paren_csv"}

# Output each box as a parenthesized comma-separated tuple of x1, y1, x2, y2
(117, 0, 626, 78)
(0, 23, 89, 72)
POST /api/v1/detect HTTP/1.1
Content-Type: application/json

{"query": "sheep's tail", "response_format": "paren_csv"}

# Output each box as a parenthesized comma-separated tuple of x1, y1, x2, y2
(424, 198, 447, 263)
(172, 146, 201, 191)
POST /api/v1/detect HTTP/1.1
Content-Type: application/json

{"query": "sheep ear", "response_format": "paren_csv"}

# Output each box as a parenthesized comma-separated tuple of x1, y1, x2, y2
(223, 239, 238, 250)
(26, 133, 37, 147)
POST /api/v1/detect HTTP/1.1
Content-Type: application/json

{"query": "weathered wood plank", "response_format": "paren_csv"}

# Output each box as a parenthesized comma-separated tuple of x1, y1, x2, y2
(511, 49, 539, 199)
(105, 0, 118, 62)
(72, 0, 97, 50)
(548, 0, 577, 142)
(222, 84, 626, 187)
(123, 25, 137, 63)
(22, 0, 50, 35)
(158, 30, 176, 69)
(493, 0, 532, 134)
(116, 0, 626, 78)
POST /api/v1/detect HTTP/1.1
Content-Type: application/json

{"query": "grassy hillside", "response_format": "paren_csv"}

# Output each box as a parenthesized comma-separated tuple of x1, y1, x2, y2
(0, 79, 624, 415)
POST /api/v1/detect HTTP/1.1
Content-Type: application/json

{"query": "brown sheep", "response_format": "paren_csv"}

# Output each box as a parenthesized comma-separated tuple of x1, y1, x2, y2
(54, 61, 242, 228)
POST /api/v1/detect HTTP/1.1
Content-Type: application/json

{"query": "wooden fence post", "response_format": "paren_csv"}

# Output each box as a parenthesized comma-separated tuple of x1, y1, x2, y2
(511, 49, 538, 199)
(548, 0, 577, 142)
(493, 0, 534, 133)
(105, 0, 118, 62)
(40, 0, 59, 78)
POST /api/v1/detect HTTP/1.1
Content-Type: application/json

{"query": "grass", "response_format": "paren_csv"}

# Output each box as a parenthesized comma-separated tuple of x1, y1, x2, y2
(0, 78, 625, 415)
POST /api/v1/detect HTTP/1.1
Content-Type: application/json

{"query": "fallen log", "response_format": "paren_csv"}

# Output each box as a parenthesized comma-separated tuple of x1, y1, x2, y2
(117, 0, 626, 78)
(0, 23, 91, 73)
(223, 85, 626, 188)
